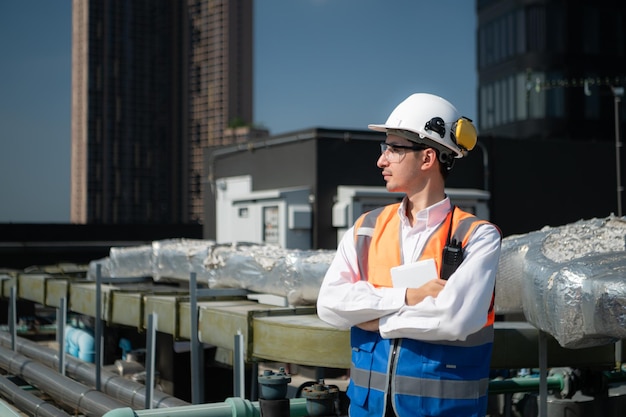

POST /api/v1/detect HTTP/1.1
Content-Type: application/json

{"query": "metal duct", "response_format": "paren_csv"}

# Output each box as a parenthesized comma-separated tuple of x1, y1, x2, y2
(0, 375, 70, 417)
(0, 344, 127, 417)
(498, 216, 626, 348)
(88, 239, 336, 306)
(86, 215, 626, 346)
(0, 332, 189, 409)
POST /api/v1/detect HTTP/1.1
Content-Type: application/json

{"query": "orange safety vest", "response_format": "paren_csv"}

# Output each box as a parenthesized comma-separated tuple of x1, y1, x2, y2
(353, 203, 496, 326)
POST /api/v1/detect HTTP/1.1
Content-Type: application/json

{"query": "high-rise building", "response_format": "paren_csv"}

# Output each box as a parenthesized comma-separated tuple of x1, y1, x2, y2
(477, 0, 626, 142)
(71, 0, 255, 224)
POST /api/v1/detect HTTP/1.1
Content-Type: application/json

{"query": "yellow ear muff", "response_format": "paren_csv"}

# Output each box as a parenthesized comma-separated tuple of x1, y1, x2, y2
(454, 117, 477, 153)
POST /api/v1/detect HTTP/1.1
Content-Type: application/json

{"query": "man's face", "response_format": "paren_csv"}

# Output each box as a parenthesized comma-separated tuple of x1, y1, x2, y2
(377, 133, 425, 193)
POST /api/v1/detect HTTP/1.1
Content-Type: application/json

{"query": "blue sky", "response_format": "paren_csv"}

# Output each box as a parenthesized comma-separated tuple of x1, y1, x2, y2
(0, 0, 477, 223)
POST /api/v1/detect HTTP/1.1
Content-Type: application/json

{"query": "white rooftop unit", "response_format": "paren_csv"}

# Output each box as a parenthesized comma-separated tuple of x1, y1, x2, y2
(215, 175, 312, 249)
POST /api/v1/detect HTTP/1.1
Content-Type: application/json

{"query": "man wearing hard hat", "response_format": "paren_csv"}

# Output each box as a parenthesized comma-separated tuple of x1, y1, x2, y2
(317, 93, 502, 417)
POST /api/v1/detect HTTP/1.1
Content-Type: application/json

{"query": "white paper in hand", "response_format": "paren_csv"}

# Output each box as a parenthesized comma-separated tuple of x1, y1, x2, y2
(391, 258, 438, 288)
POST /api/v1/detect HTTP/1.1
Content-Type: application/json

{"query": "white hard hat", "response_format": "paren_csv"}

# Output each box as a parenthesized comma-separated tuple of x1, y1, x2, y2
(368, 93, 477, 159)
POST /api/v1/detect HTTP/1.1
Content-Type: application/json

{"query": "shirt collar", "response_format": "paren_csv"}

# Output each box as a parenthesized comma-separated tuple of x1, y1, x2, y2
(397, 196, 452, 229)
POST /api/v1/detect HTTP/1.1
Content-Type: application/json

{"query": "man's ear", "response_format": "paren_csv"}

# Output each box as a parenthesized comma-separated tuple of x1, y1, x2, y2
(422, 148, 437, 166)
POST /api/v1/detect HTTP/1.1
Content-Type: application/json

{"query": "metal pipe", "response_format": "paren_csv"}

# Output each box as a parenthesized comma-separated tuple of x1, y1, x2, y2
(57, 297, 67, 375)
(539, 330, 548, 417)
(145, 313, 157, 409)
(103, 397, 309, 417)
(0, 344, 127, 416)
(234, 331, 245, 397)
(612, 85, 624, 371)
(0, 331, 189, 409)
(488, 374, 564, 395)
(190, 271, 204, 404)
(96, 263, 103, 391)
(0, 375, 71, 417)
(488, 369, 626, 396)
(10, 286, 16, 351)
(611, 86, 623, 218)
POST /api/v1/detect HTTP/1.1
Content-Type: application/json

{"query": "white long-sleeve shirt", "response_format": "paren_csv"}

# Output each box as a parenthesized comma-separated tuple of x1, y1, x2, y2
(316, 197, 502, 342)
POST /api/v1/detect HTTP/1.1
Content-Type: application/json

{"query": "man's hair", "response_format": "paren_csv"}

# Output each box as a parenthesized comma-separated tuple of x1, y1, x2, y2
(433, 148, 453, 179)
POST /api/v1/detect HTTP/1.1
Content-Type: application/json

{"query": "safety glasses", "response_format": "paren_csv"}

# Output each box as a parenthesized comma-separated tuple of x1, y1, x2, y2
(379, 142, 428, 163)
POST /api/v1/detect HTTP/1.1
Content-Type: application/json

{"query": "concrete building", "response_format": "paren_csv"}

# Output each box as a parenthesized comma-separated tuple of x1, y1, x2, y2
(70, 0, 255, 224)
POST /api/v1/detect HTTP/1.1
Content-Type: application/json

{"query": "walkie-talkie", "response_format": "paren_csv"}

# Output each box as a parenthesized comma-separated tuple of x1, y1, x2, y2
(440, 206, 463, 280)
(441, 239, 463, 280)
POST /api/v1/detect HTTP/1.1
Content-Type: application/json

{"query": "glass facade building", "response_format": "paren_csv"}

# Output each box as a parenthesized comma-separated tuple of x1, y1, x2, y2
(477, 0, 626, 141)
(71, 0, 254, 224)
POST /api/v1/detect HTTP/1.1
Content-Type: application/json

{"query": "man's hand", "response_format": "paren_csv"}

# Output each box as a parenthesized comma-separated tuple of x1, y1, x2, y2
(356, 318, 380, 332)
(405, 279, 446, 306)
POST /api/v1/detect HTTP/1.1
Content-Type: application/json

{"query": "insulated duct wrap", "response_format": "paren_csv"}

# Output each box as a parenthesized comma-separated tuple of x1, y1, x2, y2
(88, 216, 626, 348)
(152, 238, 216, 282)
(87, 240, 335, 306)
(204, 243, 335, 306)
(87, 239, 217, 282)
(512, 216, 626, 348)
(493, 228, 548, 314)
(109, 244, 153, 277)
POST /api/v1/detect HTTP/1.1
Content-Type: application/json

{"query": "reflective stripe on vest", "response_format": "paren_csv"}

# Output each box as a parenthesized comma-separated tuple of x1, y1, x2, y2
(351, 368, 490, 400)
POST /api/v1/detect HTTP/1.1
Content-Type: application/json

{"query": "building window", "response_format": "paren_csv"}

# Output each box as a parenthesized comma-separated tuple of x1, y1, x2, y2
(515, 73, 528, 121)
(480, 83, 494, 130)
(545, 72, 565, 118)
(480, 71, 552, 129)
(582, 6, 600, 55)
(528, 72, 546, 119)
(526, 5, 546, 53)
